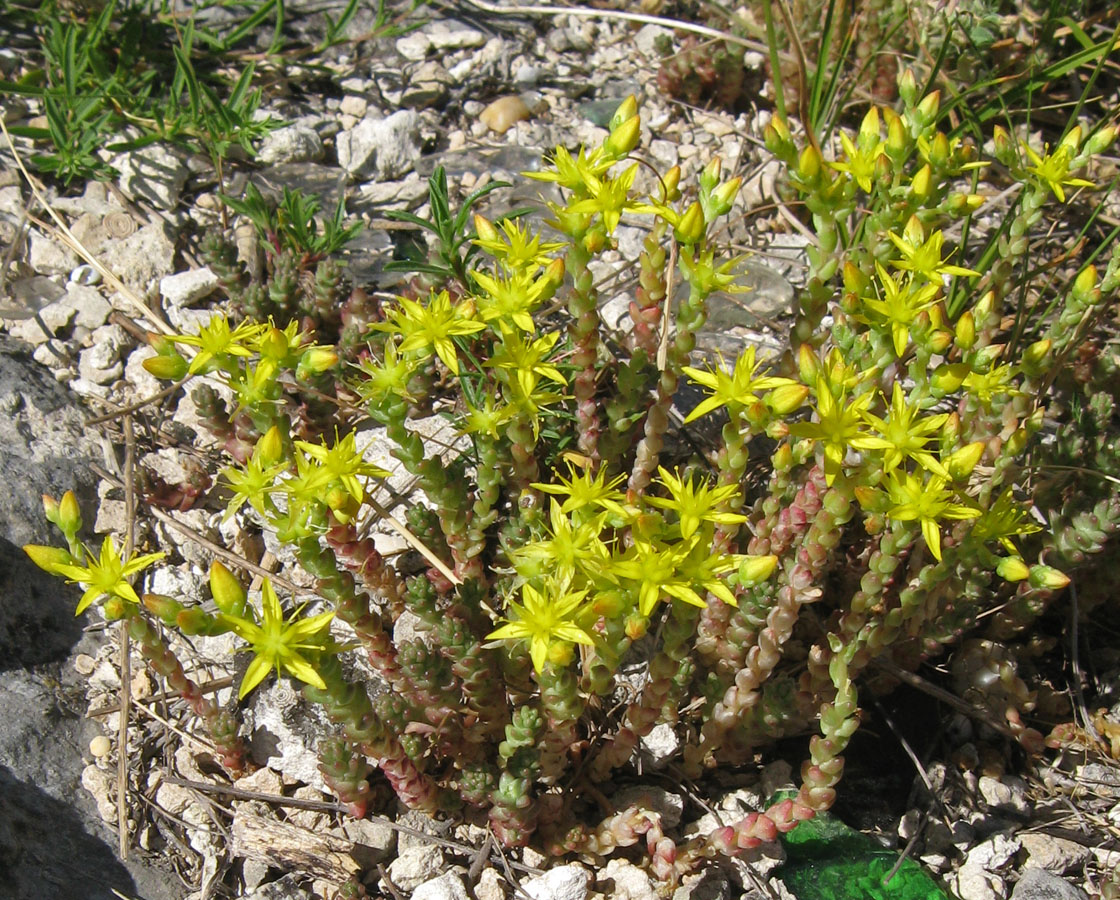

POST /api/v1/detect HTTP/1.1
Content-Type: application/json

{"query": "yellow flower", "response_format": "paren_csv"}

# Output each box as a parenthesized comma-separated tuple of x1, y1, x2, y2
(860, 263, 941, 357)
(858, 383, 950, 477)
(887, 218, 979, 284)
(373, 290, 485, 375)
(682, 346, 800, 422)
(646, 467, 747, 540)
(171, 315, 268, 375)
(886, 471, 979, 561)
(26, 535, 166, 615)
(221, 579, 335, 698)
(486, 578, 595, 674)
(1022, 131, 1094, 203)
(788, 374, 881, 486)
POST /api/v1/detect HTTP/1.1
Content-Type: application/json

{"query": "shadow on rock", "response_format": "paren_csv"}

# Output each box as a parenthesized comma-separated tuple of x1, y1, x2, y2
(0, 537, 85, 671)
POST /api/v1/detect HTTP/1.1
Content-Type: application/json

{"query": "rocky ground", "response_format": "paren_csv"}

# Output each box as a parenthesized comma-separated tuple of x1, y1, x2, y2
(1, 2, 1118, 899)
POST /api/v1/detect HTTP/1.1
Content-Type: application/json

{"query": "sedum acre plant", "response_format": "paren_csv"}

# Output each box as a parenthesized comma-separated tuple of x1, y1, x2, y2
(27, 83, 1119, 890)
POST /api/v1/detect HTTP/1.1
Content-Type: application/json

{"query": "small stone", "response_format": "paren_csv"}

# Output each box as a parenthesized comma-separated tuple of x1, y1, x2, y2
(639, 722, 680, 767)
(599, 859, 656, 900)
(341, 818, 396, 866)
(100, 221, 176, 291)
(28, 229, 78, 275)
(257, 124, 324, 165)
(244, 873, 315, 900)
(979, 775, 1032, 818)
(429, 26, 486, 50)
(479, 96, 532, 134)
(522, 864, 590, 900)
(611, 785, 685, 829)
(412, 871, 470, 900)
(160, 267, 219, 308)
(235, 766, 284, 796)
(396, 31, 433, 60)
(387, 845, 444, 892)
(337, 109, 421, 180)
(1018, 833, 1090, 874)
(73, 653, 97, 675)
(70, 264, 101, 285)
(648, 139, 679, 171)
(953, 865, 1005, 900)
(115, 144, 189, 209)
(1010, 868, 1089, 900)
(966, 833, 1021, 872)
(402, 61, 452, 109)
(339, 95, 368, 118)
(89, 735, 112, 758)
(476, 868, 507, 900)
(81, 764, 117, 822)
(634, 24, 673, 58)
(65, 282, 112, 329)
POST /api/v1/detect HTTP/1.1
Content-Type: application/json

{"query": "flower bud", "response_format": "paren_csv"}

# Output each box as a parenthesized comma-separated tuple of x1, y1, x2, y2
(1005, 426, 1030, 457)
(675, 201, 706, 244)
(1073, 265, 1098, 299)
(1020, 338, 1052, 376)
(103, 597, 129, 621)
(143, 593, 183, 623)
(738, 554, 778, 586)
(857, 107, 881, 149)
(930, 362, 968, 394)
(209, 561, 246, 617)
(259, 326, 290, 361)
(996, 557, 1030, 582)
(915, 91, 940, 127)
(23, 544, 74, 574)
(843, 261, 868, 294)
(898, 69, 919, 106)
(797, 344, 820, 385)
(297, 345, 339, 379)
(143, 353, 188, 381)
(992, 126, 1015, 165)
(661, 165, 682, 202)
(256, 424, 285, 466)
(58, 490, 82, 535)
(767, 383, 810, 415)
(609, 94, 639, 131)
(948, 192, 985, 214)
(710, 177, 742, 216)
(798, 145, 822, 180)
(973, 344, 1003, 370)
(928, 329, 953, 354)
(911, 163, 932, 201)
(42, 494, 61, 527)
(1029, 564, 1070, 591)
(1085, 125, 1117, 157)
(941, 411, 960, 445)
(1059, 125, 1083, 155)
(700, 157, 722, 192)
(583, 228, 607, 254)
(885, 109, 907, 156)
(176, 607, 212, 636)
(605, 113, 641, 157)
(625, 614, 649, 642)
(473, 213, 498, 243)
(946, 441, 985, 479)
(955, 311, 976, 350)
(927, 132, 950, 168)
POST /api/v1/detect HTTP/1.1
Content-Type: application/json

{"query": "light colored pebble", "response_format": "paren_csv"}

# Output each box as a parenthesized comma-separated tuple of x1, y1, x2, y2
(479, 95, 531, 134)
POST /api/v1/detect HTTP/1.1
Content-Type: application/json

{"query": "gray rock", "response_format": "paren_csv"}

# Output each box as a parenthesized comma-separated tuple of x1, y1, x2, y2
(337, 110, 421, 180)
(1010, 869, 1089, 900)
(979, 775, 1032, 818)
(599, 858, 657, 900)
(159, 267, 219, 308)
(244, 873, 315, 900)
(673, 869, 735, 900)
(634, 24, 673, 58)
(412, 870, 471, 900)
(952, 865, 1006, 900)
(402, 60, 453, 109)
(522, 864, 590, 900)
(1018, 833, 1090, 874)
(611, 785, 685, 829)
(257, 124, 324, 165)
(341, 817, 396, 866)
(115, 144, 190, 209)
(247, 676, 335, 790)
(0, 345, 99, 549)
(28, 228, 79, 275)
(100, 221, 177, 292)
(639, 722, 680, 767)
(65, 282, 113, 329)
(386, 844, 445, 891)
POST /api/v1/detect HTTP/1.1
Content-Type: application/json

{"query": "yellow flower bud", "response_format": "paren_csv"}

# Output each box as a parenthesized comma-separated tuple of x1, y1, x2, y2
(928, 329, 953, 354)
(767, 383, 810, 415)
(955, 311, 975, 350)
(675, 201, 706, 244)
(1085, 125, 1117, 157)
(996, 557, 1030, 582)
(1029, 565, 1070, 591)
(606, 114, 641, 157)
(661, 165, 682, 202)
(992, 125, 1015, 164)
(1058, 125, 1083, 155)
(1021, 338, 1052, 375)
(973, 290, 996, 325)
(916, 91, 940, 125)
(259, 326, 289, 360)
(256, 425, 285, 466)
(798, 145, 822, 180)
(930, 362, 968, 394)
(609, 94, 639, 131)
(23, 543, 74, 574)
(928, 132, 950, 168)
(711, 176, 742, 214)
(797, 343, 819, 385)
(142, 353, 189, 380)
(885, 109, 907, 155)
(1073, 265, 1098, 297)
(911, 163, 932, 200)
(297, 345, 340, 377)
(209, 561, 247, 617)
(42, 494, 60, 526)
(58, 490, 82, 535)
(897, 69, 918, 106)
(946, 441, 985, 479)
(473, 213, 498, 243)
(738, 554, 778, 586)
(700, 156, 722, 191)
(858, 107, 881, 147)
